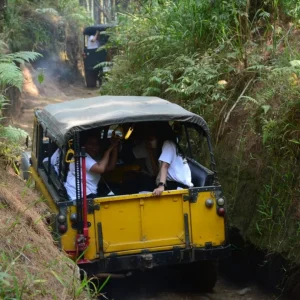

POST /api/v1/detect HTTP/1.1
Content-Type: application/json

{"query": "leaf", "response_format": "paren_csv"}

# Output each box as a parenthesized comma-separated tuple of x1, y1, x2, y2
(218, 80, 227, 85)
(240, 95, 259, 104)
(98, 275, 110, 292)
(51, 270, 65, 286)
(38, 71, 44, 84)
(261, 105, 271, 114)
(150, 76, 161, 84)
(289, 139, 300, 145)
(35, 8, 59, 15)
(290, 60, 300, 67)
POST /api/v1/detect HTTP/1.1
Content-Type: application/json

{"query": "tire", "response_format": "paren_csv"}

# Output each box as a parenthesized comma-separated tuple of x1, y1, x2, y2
(179, 260, 218, 292)
(85, 70, 97, 87)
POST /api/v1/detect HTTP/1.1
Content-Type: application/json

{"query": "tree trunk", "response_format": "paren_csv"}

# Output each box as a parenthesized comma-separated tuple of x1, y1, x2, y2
(94, 0, 100, 24)
(0, 0, 7, 33)
(91, 0, 94, 24)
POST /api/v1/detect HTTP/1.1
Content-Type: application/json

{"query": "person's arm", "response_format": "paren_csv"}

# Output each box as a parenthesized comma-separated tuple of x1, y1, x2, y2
(106, 145, 118, 172)
(89, 145, 116, 174)
(152, 162, 169, 196)
(91, 30, 99, 42)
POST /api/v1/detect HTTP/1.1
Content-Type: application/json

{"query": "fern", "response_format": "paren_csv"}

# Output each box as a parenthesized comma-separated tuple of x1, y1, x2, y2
(35, 8, 59, 15)
(0, 51, 42, 64)
(240, 95, 259, 104)
(0, 51, 41, 90)
(0, 63, 23, 90)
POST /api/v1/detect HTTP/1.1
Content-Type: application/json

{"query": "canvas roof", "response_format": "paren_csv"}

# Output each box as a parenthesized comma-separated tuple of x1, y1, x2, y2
(35, 96, 209, 147)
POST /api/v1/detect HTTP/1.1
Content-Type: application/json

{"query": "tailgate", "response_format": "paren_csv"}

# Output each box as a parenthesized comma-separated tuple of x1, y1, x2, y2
(93, 191, 189, 255)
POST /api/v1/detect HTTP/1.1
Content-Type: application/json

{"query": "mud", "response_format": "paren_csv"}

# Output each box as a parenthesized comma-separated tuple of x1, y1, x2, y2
(101, 267, 277, 300)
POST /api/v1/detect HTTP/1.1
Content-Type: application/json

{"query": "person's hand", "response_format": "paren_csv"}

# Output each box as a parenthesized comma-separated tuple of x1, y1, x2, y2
(110, 137, 120, 147)
(152, 185, 164, 196)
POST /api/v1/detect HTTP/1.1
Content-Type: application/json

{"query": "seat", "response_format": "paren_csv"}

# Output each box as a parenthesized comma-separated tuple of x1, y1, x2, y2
(187, 158, 214, 187)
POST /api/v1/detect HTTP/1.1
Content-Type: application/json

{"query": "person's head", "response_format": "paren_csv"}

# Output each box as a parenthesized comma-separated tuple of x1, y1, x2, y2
(81, 129, 102, 158)
(84, 136, 101, 158)
(152, 122, 184, 157)
(153, 122, 176, 143)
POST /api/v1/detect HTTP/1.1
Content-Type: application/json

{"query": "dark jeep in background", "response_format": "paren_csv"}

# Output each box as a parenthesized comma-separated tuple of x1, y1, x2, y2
(83, 24, 114, 87)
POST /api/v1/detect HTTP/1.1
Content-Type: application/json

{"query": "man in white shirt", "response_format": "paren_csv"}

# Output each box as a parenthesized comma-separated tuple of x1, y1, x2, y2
(87, 30, 100, 49)
(153, 140, 193, 196)
(64, 134, 118, 200)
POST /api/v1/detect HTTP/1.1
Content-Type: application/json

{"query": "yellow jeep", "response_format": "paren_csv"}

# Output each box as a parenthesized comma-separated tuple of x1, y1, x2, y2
(21, 96, 230, 290)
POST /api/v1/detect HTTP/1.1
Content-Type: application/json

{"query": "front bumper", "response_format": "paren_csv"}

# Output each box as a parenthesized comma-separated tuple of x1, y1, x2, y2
(82, 244, 231, 274)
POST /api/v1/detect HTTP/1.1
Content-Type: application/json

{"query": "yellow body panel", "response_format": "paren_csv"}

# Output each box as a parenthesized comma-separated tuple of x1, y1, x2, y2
(29, 166, 58, 213)
(93, 192, 187, 253)
(61, 207, 98, 261)
(79, 189, 226, 259)
(189, 191, 225, 247)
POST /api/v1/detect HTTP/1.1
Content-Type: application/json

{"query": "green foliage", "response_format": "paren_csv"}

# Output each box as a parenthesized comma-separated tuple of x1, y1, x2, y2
(0, 125, 28, 169)
(3, 0, 91, 52)
(102, 0, 241, 108)
(0, 51, 41, 90)
(252, 61, 300, 158)
(251, 165, 300, 261)
(0, 40, 41, 122)
(102, 0, 278, 105)
(0, 40, 40, 164)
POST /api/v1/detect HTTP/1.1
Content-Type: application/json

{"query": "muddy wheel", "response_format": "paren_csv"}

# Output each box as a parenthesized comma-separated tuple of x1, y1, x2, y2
(179, 260, 218, 292)
(85, 70, 97, 87)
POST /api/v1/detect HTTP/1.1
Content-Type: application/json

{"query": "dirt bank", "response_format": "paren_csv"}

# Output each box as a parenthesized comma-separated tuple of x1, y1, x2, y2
(0, 163, 86, 299)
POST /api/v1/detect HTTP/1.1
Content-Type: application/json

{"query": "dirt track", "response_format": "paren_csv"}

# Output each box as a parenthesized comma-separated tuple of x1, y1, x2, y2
(15, 65, 99, 135)
(103, 267, 277, 300)
(15, 67, 280, 300)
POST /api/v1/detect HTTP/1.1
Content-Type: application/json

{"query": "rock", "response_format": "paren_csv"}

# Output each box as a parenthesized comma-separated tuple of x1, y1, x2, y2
(237, 287, 252, 296)
(205, 294, 227, 300)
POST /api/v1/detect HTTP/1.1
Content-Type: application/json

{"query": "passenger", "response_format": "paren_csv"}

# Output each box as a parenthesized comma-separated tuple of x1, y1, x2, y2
(132, 127, 159, 176)
(43, 148, 60, 175)
(87, 30, 100, 49)
(152, 123, 193, 196)
(120, 124, 158, 194)
(64, 133, 119, 200)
